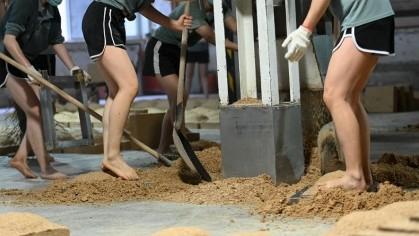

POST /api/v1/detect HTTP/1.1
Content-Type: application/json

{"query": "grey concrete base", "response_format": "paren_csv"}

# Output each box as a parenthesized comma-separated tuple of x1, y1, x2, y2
(220, 104, 305, 184)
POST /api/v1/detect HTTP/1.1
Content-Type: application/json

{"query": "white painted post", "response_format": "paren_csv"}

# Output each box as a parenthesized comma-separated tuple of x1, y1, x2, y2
(214, 0, 229, 105)
(285, 0, 301, 102)
(257, 0, 280, 106)
(235, 0, 257, 99)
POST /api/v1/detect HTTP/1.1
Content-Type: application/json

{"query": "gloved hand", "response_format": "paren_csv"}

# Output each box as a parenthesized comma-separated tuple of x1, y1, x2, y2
(26, 65, 42, 86)
(70, 66, 92, 85)
(282, 26, 312, 62)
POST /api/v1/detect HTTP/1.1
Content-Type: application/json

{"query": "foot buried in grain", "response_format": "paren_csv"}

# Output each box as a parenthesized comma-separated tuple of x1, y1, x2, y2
(319, 174, 368, 192)
(40, 166, 67, 180)
(9, 159, 37, 179)
(101, 156, 139, 180)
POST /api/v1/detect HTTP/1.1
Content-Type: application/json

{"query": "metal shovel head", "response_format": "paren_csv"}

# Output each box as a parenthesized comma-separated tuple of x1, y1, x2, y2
(172, 129, 212, 182)
(287, 186, 310, 205)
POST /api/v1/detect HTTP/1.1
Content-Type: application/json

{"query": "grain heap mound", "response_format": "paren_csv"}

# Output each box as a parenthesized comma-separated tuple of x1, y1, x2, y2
(1, 147, 418, 219)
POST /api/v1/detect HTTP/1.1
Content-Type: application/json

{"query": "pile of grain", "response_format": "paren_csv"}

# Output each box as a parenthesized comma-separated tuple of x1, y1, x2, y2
(371, 153, 419, 188)
(1, 147, 418, 219)
(326, 200, 419, 236)
(232, 98, 262, 106)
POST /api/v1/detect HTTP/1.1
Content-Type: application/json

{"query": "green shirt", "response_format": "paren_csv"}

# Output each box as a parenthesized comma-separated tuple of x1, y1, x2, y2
(95, 0, 152, 21)
(0, 0, 64, 59)
(153, 0, 231, 47)
(330, 0, 394, 31)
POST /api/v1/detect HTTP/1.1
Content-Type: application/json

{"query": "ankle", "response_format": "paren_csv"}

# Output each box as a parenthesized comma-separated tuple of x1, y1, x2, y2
(345, 171, 366, 183)
(10, 154, 26, 163)
(105, 153, 122, 162)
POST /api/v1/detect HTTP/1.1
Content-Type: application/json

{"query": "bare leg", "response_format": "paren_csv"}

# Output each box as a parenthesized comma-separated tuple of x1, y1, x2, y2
(321, 38, 378, 191)
(96, 46, 139, 180)
(198, 63, 209, 98)
(24, 85, 54, 163)
(6, 75, 66, 180)
(9, 133, 37, 178)
(185, 62, 195, 100)
(156, 74, 179, 154)
(351, 63, 378, 186)
(96, 63, 117, 163)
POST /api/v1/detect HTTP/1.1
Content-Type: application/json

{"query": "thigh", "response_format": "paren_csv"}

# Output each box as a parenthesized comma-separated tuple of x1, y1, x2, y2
(156, 74, 178, 106)
(98, 46, 138, 89)
(6, 75, 39, 111)
(96, 62, 118, 96)
(325, 38, 378, 97)
(198, 63, 208, 77)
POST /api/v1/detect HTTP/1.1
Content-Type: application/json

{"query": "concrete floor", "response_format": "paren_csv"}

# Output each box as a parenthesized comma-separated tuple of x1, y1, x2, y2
(0, 147, 334, 236)
(0, 111, 418, 236)
(0, 202, 333, 236)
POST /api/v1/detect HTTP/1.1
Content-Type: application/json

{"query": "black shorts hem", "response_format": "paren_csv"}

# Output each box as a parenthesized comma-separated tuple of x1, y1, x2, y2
(334, 16, 395, 56)
(187, 51, 209, 64)
(82, 1, 127, 61)
(143, 37, 181, 77)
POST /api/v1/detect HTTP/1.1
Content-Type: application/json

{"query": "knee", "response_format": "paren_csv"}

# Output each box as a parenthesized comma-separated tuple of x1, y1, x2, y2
(25, 103, 41, 120)
(323, 88, 344, 110)
(120, 82, 139, 99)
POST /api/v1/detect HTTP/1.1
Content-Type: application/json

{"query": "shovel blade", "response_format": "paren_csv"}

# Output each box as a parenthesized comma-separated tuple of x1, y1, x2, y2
(174, 103, 184, 130)
(173, 129, 212, 182)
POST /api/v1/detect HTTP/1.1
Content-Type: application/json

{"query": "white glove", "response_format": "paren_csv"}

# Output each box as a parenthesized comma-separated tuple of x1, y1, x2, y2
(282, 26, 312, 62)
(26, 66, 42, 86)
(71, 66, 92, 85)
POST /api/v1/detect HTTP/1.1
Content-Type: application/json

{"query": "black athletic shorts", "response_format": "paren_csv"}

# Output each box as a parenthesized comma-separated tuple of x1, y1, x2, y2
(334, 16, 395, 55)
(187, 50, 209, 64)
(143, 37, 181, 77)
(0, 54, 51, 87)
(82, 1, 126, 61)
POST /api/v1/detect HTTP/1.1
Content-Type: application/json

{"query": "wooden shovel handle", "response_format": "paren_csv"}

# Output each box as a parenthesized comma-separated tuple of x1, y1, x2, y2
(175, 1, 190, 129)
(0, 52, 171, 166)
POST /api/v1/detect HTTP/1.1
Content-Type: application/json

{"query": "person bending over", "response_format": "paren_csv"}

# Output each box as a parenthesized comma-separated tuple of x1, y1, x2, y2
(283, 0, 394, 191)
(0, 0, 91, 179)
(82, 0, 192, 180)
(143, 0, 237, 156)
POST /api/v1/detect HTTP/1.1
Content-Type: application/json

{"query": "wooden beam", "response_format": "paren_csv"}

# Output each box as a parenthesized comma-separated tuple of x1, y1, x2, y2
(214, 0, 229, 105)
(285, 0, 301, 102)
(257, 0, 280, 105)
(235, 0, 257, 99)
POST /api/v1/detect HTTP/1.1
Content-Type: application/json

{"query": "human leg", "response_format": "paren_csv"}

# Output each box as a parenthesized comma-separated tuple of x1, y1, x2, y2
(6, 75, 66, 180)
(198, 63, 209, 98)
(96, 46, 139, 180)
(351, 61, 378, 186)
(156, 74, 179, 154)
(185, 62, 195, 99)
(321, 38, 378, 191)
(9, 133, 37, 178)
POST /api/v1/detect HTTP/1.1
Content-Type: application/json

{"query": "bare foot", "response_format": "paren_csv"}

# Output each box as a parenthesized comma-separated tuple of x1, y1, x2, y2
(319, 174, 368, 192)
(101, 156, 139, 180)
(40, 166, 68, 180)
(9, 159, 37, 179)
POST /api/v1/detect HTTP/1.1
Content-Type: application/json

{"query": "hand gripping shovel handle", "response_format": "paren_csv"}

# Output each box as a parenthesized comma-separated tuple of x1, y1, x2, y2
(174, 0, 190, 130)
(0, 53, 171, 167)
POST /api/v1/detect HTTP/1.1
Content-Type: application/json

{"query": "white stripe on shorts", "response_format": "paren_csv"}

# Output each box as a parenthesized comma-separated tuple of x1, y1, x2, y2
(153, 41, 162, 75)
(108, 9, 125, 48)
(333, 27, 391, 55)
